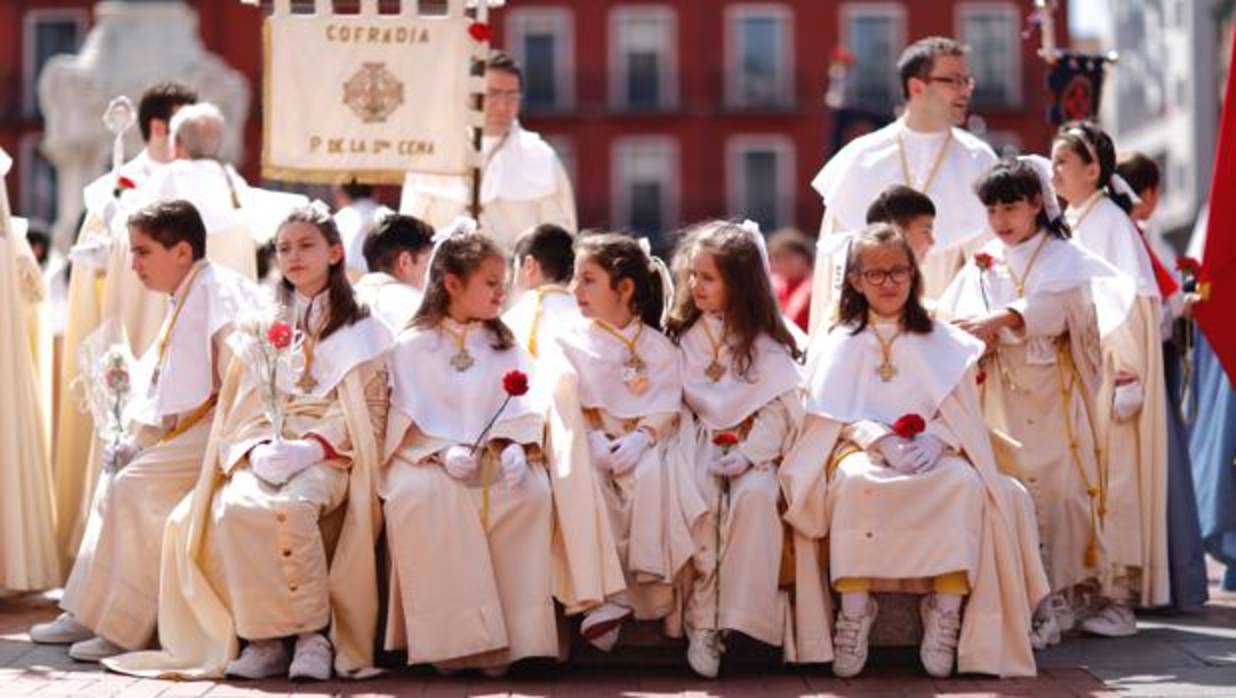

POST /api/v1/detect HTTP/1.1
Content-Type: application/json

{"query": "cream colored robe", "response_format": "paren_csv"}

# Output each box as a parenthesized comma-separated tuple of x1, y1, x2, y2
(674, 392, 803, 649)
(780, 369, 1049, 676)
(1069, 195, 1169, 607)
(103, 358, 387, 679)
(0, 149, 61, 591)
(381, 411, 557, 667)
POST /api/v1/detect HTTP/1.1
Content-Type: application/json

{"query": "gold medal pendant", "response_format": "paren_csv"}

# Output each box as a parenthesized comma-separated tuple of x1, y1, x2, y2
(622, 354, 650, 394)
(877, 360, 898, 382)
(450, 348, 475, 372)
(705, 360, 726, 382)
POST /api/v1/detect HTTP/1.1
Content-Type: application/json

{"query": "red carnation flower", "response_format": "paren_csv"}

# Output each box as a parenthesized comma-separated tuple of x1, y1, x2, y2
(502, 370, 529, 397)
(1175, 256, 1201, 275)
(976, 369, 987, 386)
(713, 431, 739, 455)
(468, 21, 493, 42)
(892, 413, 926, 440)
(116, 175, 137, 190)
(973, 252, 994, 271)
(267, 321, 293, 350)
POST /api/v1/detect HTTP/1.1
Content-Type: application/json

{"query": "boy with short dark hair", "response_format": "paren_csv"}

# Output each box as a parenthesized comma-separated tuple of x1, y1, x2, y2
(353, 213, 434, 330)
(504, 223, 580, 357)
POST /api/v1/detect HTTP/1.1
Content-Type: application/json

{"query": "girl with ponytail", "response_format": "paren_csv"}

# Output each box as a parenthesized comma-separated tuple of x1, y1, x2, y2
(1051, 120, 1172, 632)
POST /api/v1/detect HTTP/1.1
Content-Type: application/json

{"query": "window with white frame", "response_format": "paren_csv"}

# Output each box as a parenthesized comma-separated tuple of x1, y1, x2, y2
(505, 7, 574, 112)
(726, 5, 793, 109)
(19, 134, 58, 224)
(727, 136, 795, 232)
(23, 10, 88, 118)
(609, 7, 677, 111)
(842, 4, 905, 111)
(958, 3, 1021, 108)
(612, 137, 677, 245)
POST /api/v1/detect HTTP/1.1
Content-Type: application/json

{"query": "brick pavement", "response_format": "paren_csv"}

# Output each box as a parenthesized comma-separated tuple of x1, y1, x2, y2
(1, 566, 1232, 697)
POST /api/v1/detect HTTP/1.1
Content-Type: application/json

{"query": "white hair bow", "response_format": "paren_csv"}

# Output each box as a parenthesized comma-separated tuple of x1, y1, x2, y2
(1109, 173, 1144, 208)
(638, 237, 676, 326)
(738, 219, 771, 274)
(307, 199, 333, 218)
(425, 215, 479, 279)
(1017, 154, 1062, 223)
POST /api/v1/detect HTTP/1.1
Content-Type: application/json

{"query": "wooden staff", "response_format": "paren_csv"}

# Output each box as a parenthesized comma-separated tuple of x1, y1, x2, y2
(469, 0, 490, 219)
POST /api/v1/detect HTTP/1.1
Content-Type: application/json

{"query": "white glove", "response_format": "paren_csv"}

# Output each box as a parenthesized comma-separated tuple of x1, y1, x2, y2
(608, 430, 653, 476)
(903, 433, 947, 474)
(1113, 381, 1144, 422)
(68, 237, 113, 270)
(250, 438, 325, 486)
(873, 436, 917, 474)
(708, 450, 752, 478)
(443, 445, 479, 480)
(500, 442, 529, 488)
(102, 438, 140, 473)
(587, 431, 614, 472)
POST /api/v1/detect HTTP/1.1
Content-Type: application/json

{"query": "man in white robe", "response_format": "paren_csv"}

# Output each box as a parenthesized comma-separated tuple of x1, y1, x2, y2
(54, 82, 199, 562)
(333, 182, 382, 280)
(400, 52, 576, 251)
(352, 213, 432, 332)
(30, 200, 258, 662)
(808, 36, 997, 333)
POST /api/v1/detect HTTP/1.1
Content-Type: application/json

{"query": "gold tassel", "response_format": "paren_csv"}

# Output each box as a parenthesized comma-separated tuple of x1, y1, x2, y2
(1085, 535, 1098, 569)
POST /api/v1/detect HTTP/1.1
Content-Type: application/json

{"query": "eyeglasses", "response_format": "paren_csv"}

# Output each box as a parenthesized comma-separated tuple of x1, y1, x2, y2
(485, 88, 523, 102)
(857, 266, 913, 286)
(925, 74, 977, 90)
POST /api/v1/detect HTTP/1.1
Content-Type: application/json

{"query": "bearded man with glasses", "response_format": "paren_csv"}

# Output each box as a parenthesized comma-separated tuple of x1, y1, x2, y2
(807, 36, 998, 334)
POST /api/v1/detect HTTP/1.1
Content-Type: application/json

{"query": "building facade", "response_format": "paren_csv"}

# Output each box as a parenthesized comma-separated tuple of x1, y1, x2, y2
(2, 0, 1068, 243)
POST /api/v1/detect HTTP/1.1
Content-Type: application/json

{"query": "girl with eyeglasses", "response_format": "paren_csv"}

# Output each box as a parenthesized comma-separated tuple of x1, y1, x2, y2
(938, 157, 1134, 650)
(1051, 120, 1171, 633)
(783, 223, 1048, 679)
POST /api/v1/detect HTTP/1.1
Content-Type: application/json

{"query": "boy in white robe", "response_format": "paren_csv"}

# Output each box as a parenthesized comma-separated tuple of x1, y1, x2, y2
(54, 82, 198, 560)
(503, 222, 580, 359)
(353, 213, 432, 332)
(32, 200, 257, 661)
(808, 36, 997, 333)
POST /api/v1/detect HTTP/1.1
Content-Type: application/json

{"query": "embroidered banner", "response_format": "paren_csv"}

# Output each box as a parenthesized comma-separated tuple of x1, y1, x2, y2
(261, 0, 483, 184)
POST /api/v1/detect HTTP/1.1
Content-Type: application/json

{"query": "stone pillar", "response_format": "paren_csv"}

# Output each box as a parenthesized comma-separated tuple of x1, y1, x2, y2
(36, 0, 250, 251)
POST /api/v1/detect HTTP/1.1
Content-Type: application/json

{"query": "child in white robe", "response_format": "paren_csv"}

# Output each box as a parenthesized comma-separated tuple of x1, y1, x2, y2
(784, 224, 1048, 678)
(665, 221, 804, 678)
(545, 233, 685, 651)
(382, 231, 557, 675)
(353, 212, 431, 331)
(1052, 121, 1170, 631)
(504, 222, 581, 360)
(32, 200, 257, 662)
(938, 157, 1132, 647)
(103, 205, 392, 681)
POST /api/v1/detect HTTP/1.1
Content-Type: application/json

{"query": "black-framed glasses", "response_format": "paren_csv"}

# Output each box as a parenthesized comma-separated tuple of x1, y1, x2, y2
(926, 74, 977, 90)
(858, 266, 913, 286)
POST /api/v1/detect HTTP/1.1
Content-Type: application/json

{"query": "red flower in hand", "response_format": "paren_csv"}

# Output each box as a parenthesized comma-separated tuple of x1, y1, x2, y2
(973, 252, 994, 271)
(502, 370, 529, 397)
(116, 175, 137, 190)
(713, 431, 739, 455)
(892, 413, 926, 440)
(1176, 256, 1201, 275)
(468, 21, 493, 42)
(267, 321, 293, 350)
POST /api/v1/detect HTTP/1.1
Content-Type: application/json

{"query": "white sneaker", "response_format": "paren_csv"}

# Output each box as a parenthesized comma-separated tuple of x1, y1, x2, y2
(30, 613, 93, 645)
(919, 595, 961, 678)
(68, 636, 124, 662)
(1080, 603, 1137, 637)
(581, 602, 632, 652)
(226, 639, 290, 679)
(1030, 604, 1061, 651)
(288, 632, 333, 681)
(686, 628, 721, 679)
(831, 598, 878, 678)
